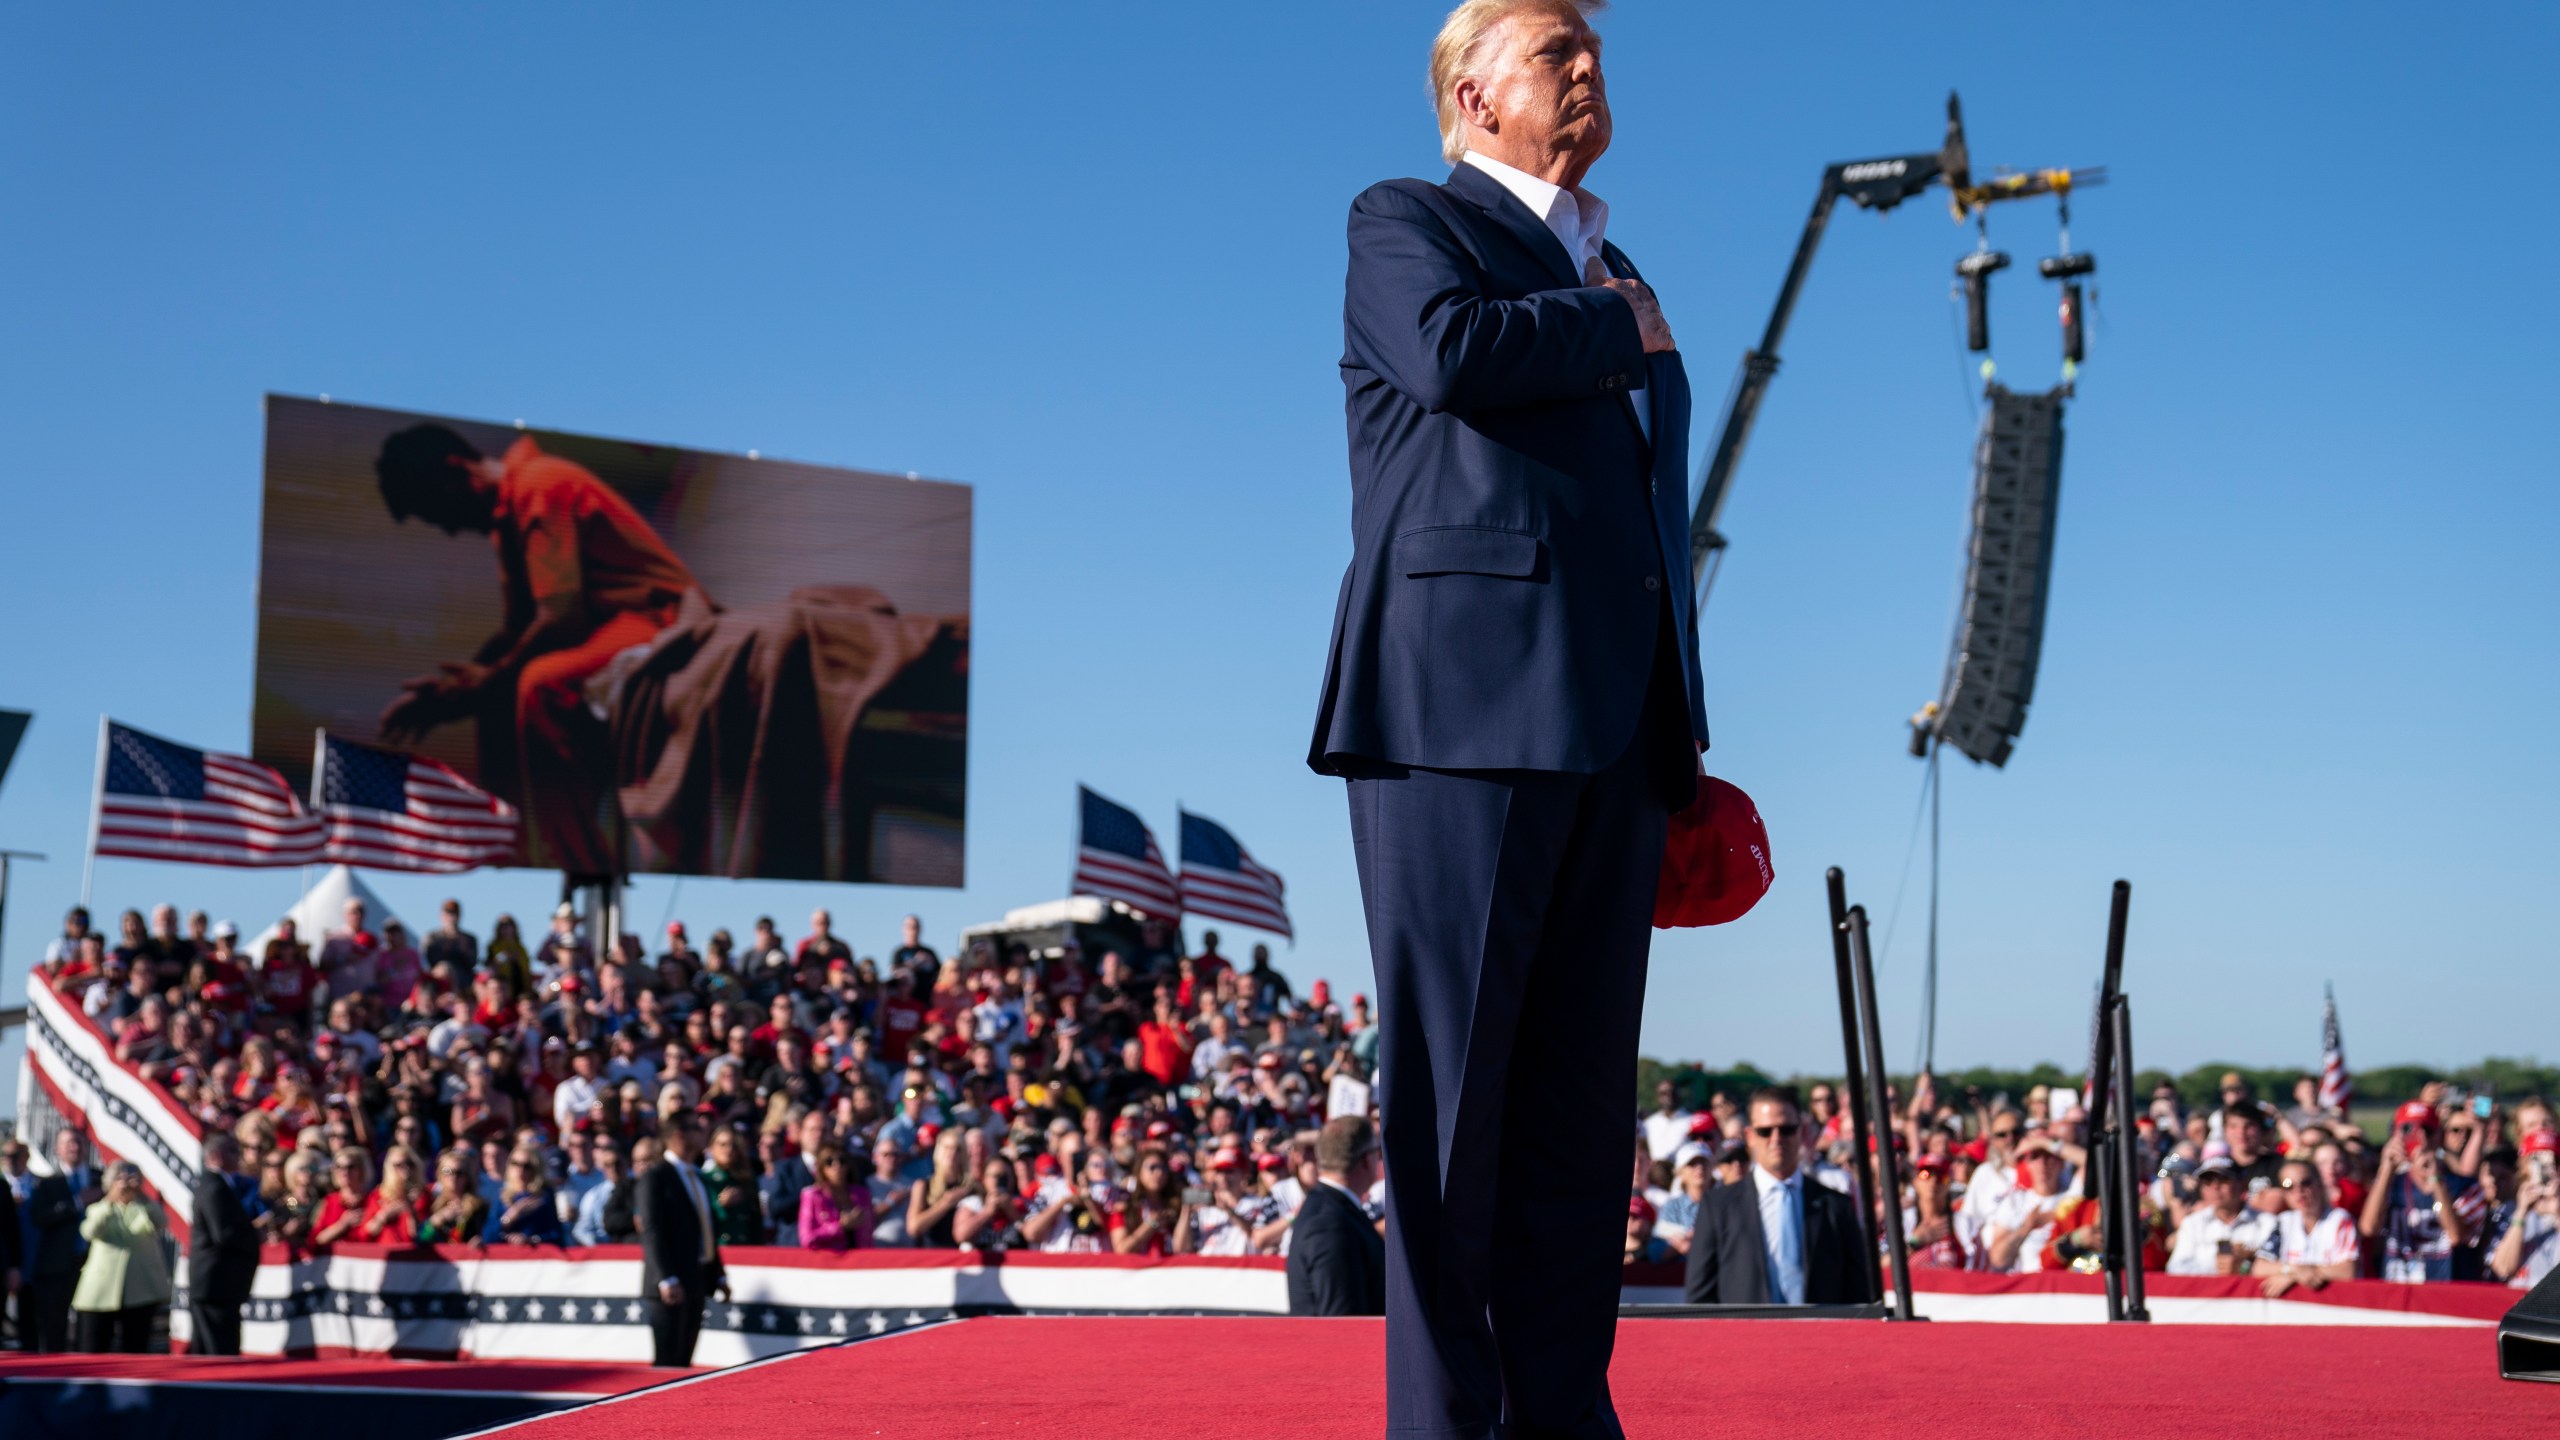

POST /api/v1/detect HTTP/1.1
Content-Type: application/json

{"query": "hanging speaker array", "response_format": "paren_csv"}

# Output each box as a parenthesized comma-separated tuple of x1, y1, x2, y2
(1923, 384, 2066, 767)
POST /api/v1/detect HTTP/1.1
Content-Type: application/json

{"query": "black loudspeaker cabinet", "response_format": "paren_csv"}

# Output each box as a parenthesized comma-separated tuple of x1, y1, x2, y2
(1929, 383, 2065, 768)
(2500, 1260, 2560, 1382)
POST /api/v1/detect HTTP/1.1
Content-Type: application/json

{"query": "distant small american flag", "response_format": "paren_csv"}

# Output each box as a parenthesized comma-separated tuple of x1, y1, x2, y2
(1071, 786, 1180, 918)
(316, 731, 519, 872)
(1178, 810, 1291, 939)
(2317, 984, 2351, 1113)
(94, 720, 324, 867)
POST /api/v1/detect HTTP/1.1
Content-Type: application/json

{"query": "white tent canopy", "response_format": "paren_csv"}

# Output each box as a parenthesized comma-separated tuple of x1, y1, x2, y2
(245, 864, 404, 961)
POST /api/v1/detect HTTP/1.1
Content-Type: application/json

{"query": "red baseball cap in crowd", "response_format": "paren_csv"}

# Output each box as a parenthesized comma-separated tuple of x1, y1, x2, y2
(1309, 980, 1331, 1006)
(1628, 1194, 1656, 1223)
(1257, 1153, 1288, 1174)
(1146, 1120, 1175, 1140)
(2520, 1129, 2558, 1157)
(1034, 1154, 1061, 1175)
(1653, 775, 1774, 929)
(1914, 1153, 1951, 1176)
(2393, 1099, 2439, 1132)
(1686, 1113, 1719, 1138)
(1256, 1053, 1284, 1070)
(1210, 1149, 1246, 1171)
(666, 921, 687, 937)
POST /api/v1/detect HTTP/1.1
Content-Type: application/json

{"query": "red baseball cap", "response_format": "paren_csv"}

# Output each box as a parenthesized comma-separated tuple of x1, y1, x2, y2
(2393, 1100, 2439, 1132)
(1257, 1153, 1287, 1173)
(2521, 1129, 2558, 1158)
(1309, 980, 1331, 1005)
(1654, 775, 1774, 928)
(666, 921, 687, 936)
(1628, 1194, 1656, 1222)
(1210, 1149, 1246, 1171)
(1145, 1120, 1174, 1140)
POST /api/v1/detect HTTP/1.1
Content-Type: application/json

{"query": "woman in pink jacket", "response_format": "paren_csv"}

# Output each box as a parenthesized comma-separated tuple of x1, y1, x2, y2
(797, 1142, 876, 1251)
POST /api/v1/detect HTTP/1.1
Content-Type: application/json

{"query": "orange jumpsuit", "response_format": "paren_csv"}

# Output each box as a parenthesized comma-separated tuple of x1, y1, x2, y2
(490, 437, 697, 871)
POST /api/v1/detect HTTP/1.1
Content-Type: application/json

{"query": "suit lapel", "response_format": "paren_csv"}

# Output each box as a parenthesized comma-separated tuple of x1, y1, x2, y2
(1598, 240, 1656, 455)
(1445, 163, 1580, 290)
(1799, 1185, 1825, 1298)
(1732, 1182, 1771, 1304)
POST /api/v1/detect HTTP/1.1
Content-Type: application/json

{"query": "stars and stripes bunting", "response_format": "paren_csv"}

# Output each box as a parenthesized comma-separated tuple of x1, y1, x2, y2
(2317, 984, 2351, 1113)
(1177, 809, 1291, 939)
(315, 730, 519, 872)
(1071, 785, 1180, 918)
(92, 719, 325, 867)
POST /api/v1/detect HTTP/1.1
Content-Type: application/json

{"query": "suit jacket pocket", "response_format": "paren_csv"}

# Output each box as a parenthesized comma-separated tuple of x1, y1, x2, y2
(1395, 525, 1542, 579)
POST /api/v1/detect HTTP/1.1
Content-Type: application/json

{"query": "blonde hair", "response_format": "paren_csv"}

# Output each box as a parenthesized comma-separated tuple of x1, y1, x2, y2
(1428, 0, 1606, 164)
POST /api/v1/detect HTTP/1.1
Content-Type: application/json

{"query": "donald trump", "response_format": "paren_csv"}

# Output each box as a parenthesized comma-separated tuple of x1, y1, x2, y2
(1308, 3, 1707, 1436)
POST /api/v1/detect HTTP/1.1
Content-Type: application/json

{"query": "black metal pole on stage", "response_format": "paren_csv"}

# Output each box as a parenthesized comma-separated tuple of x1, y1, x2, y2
(2112, 996, 2151, 1321)
(1846, 905, 1917, 1320)
(1825, 867, 1882, 1301)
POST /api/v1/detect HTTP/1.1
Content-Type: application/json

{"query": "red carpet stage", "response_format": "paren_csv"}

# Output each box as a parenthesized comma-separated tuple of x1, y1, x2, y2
(0, 1353, 682, 1440)
(473, 1315, 2550, 1440)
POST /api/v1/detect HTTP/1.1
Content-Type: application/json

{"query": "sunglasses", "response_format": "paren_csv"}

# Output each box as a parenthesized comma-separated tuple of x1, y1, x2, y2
(1991, 1129, 2019, 1140)
(1748, 1125, 1796, 1140)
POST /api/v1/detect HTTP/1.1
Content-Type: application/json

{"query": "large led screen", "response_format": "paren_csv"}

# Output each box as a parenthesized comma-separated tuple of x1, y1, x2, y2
(252, 395, 970, 885)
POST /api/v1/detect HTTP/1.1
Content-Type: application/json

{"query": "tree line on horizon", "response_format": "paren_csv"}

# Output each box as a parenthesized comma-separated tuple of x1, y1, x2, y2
(1638, 1055, 2560, 1118)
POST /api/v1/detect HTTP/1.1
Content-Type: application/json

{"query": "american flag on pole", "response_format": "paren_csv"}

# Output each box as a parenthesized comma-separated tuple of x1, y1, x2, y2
(1177, 810, 1291, 939)
(93, 720, 325, 867)
(2317, 983, 2351, 1113)
(315, 731, 519, 872)
(1071, 786, 1180, 918)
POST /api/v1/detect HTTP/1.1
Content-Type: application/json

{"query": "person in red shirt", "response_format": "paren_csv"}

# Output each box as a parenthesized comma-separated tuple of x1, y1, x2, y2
(1189, 930, 1234, 986)
(1136, 992, 1195, 1087)
(258, 920, 318, 1029)
(260, 1066, 322, 1152)
(312, 1147, 380, 1245)
(355, 1148, 430, 1246)
(1109, 1146, 1194, 1257)
(198, 920, 256, 1022)
(877, 976, 927, 1064)
(373, 426, 701, 873)
(469, 970, 516, 1031)
(747, 994, 803, 1062)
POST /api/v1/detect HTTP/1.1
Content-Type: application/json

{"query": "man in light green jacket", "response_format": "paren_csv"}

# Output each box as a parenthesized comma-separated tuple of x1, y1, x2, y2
(73, 1162, 171, 1352)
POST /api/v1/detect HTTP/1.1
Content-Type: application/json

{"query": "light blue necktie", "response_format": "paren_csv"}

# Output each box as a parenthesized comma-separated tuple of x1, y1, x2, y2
(1761, 1175, 1805, 1304)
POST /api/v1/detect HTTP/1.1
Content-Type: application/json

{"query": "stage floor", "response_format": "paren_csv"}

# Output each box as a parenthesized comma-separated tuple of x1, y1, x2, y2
(0, 1353, 686, 1440)
(473, 1315, 2552, 1439)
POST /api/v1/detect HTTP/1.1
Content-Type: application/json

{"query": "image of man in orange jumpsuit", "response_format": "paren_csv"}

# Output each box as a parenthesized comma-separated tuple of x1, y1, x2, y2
(374, 423, 699, 874)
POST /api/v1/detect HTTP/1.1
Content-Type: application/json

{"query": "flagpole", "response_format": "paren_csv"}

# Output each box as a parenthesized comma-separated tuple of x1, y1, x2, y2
(310, 727, 331, 876)
(80, 714, 109, 909)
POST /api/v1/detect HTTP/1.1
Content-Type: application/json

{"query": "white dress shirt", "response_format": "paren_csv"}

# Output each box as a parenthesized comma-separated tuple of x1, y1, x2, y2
(1752, 1164, 1807, 1304)
(1461, 150, 1650, 441)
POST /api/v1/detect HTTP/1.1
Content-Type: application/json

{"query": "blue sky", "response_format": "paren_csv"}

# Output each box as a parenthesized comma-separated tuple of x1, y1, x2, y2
(2, 2, 2553, 1101)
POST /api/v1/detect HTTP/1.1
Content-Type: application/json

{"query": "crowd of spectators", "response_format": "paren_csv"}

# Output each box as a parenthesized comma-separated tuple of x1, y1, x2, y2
(1634, 1069, 2560, 1294)
(6, 894, 2554, 1354)
(7, 898, 1385, 1350)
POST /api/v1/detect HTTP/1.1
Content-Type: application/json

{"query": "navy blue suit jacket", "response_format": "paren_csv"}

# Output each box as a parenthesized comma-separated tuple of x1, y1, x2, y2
(1310, 162, 1708, 776)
